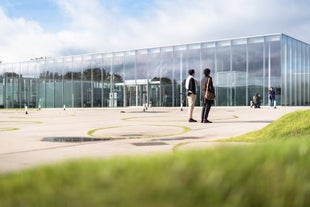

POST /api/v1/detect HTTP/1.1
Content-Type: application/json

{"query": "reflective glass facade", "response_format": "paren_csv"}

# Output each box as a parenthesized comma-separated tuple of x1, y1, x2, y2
(0, 33, 309, 108)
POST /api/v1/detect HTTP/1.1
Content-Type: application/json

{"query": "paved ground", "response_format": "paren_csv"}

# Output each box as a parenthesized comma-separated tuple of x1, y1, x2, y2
(0, 106, 308, 173)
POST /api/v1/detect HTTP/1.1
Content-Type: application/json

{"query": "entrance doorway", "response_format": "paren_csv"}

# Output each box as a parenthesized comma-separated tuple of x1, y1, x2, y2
(124, 79, 160, 107)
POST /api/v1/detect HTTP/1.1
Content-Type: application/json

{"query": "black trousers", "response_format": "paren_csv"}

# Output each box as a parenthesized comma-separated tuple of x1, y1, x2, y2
(201, 99, 212, 121)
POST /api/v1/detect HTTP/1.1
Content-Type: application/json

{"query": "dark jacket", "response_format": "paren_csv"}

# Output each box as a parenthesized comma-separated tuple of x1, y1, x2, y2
(201, 76, 215, 101)
(269, 90, 275, 100)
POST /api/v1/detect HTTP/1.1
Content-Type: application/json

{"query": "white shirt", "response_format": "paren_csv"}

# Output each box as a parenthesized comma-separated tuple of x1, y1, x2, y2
(185, 75, 194, 90)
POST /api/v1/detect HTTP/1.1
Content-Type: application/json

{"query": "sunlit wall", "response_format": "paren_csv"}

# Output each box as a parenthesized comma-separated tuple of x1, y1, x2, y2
(0, 33, 309, 108)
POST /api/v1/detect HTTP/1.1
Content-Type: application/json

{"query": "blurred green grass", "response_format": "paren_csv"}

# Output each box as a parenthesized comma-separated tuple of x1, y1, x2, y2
(221, 109, 310, 142)
(0, 110, 310, 207)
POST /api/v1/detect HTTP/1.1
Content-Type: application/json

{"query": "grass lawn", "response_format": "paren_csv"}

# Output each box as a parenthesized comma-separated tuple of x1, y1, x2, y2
(0, 110, 309, 207)
(221, 109, 310, 142)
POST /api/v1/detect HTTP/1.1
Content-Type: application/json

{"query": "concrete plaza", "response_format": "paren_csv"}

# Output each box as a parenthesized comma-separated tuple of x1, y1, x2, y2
(0, 106, 308, 173)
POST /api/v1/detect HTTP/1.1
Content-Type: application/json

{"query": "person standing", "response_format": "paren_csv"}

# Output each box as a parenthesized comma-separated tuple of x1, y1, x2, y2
(201, 68, 215, 123)
(185, 69, 197, 122)
(268, 87, 276, 108)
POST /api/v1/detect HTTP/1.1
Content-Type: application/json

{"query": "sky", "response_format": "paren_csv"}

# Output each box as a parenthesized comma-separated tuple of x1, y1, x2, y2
(0, 0, 309, 63)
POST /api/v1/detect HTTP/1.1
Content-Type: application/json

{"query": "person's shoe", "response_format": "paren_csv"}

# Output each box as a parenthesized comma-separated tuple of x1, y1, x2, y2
(202, 119, 212, 123)
(189, 118, 197, 122)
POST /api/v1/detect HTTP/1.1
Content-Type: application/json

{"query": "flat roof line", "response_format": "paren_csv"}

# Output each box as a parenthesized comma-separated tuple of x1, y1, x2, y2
(2, 33, 308, 65)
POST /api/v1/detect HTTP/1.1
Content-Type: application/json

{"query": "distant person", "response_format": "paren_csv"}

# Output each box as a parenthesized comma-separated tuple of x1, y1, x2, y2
(185, 69, 197, 122)
(200, 68, 215, 123)
(252, 92, 261, 108)
(268, 87, 276, 108)
(163, 91, 168, 106)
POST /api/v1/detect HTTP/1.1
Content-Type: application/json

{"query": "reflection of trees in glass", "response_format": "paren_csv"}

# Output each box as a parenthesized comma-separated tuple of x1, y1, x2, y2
(54, 73, 62, 79)
(64, 72, 72, 80)
(39, 71, 62, 79)
(92, 68, 104, 81)
(38, 68, 124, 83)
(3, 72, 22, 78)
(72, 72, 81, 80)
(39, 71, 54, 79)
(84, 68, 108, 82)
(107, 73, 123, 83)
(83, 69, 91, 80)
(151, 77, 176, 84)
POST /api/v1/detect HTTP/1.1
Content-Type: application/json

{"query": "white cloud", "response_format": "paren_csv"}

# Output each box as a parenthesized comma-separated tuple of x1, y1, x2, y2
(0, 0, 309, 63)
(0, 7, 61, 62)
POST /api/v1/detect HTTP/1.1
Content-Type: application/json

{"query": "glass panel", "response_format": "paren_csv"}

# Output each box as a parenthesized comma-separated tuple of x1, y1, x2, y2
(232, 45, 246, 72)
(297, 41, 302, 105)
(174, 45, 186, 51)
(161, 47, 173, 52)
(287, 38, 294, 106)
(188, 44, 201, 50)
(269, 41, 281, 106)
(232, 38, 247, 45)
(160, 49, 174, 107)
(201, 47, 215, 72)
(173, 50, 188, 108)
(291, 40, 297, 105)
(148, 50, 161, 107)
(281, 36, 287, 105)
(82, 55, 92, 107)
(217, 40, 231, 47)
(248, 43, 264, 106)
(63, 57, 73, 108)
(4, 65, 11, 108)
(265, 35, 281, 42)
(232, 44, 247, 105)
(216, 46, 230, 72)
(171, 49, 183, 108)
(102, 55, 112, 107)
(54, 58, 63, 108)
(72, 57, 82, 107)
(202, 42, 216, 48)
(91, 55, 103, 107)
(113, 54, 125, 107)
(136, 51, 149, 107)
(13, 63, 21, 108)
(0, 64, 4, 108)
(248, 37, 264, 44)
(28, 62, 40, 108)
(44, 60, 55, 107)
(301, 44, 306, 105)
(186, 46, 201, 105)
(216, 45, 231, 105)
(38, 61, 45, 108)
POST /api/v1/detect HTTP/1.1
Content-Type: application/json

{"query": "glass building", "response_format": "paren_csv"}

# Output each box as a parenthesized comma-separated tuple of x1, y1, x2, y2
(0, 33, 309, 108)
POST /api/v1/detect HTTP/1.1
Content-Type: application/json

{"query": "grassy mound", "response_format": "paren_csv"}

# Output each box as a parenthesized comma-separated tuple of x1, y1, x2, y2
(222, 110, 310, 142)
(1, 109, 310, 207)
(1, 141, 310, 207)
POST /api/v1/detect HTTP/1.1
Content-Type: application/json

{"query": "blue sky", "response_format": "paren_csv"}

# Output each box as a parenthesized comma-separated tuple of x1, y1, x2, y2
(0, 0, 309, 62)
(0, 0, 64, 31)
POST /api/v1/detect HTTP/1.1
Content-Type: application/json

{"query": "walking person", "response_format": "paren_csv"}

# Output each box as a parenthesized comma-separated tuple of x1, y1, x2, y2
(185, 69, 197, 122)
(201, 68, 215, 123)
(268, 87, 276, 108)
